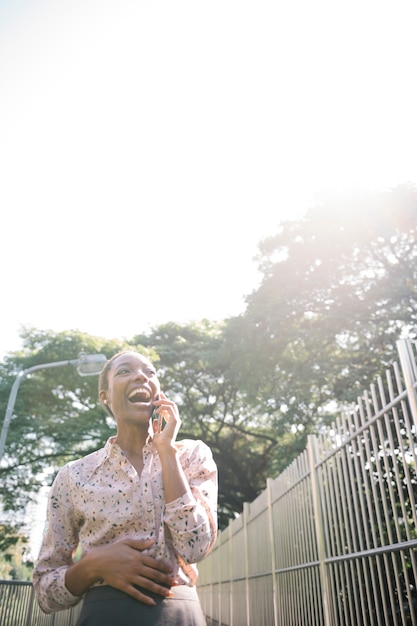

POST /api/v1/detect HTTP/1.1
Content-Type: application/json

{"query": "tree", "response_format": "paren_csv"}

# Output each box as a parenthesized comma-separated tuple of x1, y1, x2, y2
(226, 184, 417, 432)
(0, 525, 32, 580)
(134, 321, 292, 528)
(0, 324, 287, 531)
(0, 329, 129, 515)
(1, 185, 416, 540)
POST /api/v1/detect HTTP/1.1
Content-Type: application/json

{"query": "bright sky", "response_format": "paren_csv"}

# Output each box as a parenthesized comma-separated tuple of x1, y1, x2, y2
(1, 0, 416, 359)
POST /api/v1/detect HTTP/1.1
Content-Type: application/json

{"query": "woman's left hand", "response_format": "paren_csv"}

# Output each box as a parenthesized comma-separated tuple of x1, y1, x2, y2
(152, 392, 181, 450)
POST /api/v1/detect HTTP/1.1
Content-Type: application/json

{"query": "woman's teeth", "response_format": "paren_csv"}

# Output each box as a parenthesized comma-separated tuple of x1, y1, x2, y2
(128, 387, 151, 402)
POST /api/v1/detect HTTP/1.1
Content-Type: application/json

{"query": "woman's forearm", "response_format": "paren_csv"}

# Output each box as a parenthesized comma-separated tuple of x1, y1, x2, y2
(65, 551, 101, 597)
(158, 445, 191, 503)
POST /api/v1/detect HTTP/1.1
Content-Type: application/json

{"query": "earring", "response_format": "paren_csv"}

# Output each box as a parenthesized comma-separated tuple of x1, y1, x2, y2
(103, 399, 108, 405)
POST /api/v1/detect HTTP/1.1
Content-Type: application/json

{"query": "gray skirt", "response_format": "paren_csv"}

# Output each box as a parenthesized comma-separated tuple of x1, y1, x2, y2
(76, 584, 207, 626)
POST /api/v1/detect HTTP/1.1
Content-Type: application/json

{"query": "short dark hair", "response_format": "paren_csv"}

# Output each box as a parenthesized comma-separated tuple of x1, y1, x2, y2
(98, 351, 133, 418)
(98, 350, 131, 394)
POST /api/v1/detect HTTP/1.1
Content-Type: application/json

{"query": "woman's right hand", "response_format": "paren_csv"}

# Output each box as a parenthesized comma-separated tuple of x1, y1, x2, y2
(65, 538, 176, 606)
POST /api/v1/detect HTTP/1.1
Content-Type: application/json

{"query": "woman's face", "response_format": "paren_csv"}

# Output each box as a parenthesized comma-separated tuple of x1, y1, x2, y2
(101, 352, 161, 423)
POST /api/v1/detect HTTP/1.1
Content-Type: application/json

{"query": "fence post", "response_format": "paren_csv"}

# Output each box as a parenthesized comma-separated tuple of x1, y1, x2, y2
(243, 502, 251, 626)
(396, 338, 417, 430)
(24, 586, 36, 626)
(307, 435, 333, 626)
(211, 546, 215, 624)
(229, 519, 234, 626)
(267, 477, 279, 626)
(218, 534, 222, 626)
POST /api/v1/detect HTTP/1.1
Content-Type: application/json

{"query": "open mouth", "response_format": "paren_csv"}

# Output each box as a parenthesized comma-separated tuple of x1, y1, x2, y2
(128, 387, 152, 404)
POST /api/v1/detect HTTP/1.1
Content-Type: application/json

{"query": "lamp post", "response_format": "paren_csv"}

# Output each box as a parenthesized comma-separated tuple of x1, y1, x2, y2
(0, 352, 107, 462)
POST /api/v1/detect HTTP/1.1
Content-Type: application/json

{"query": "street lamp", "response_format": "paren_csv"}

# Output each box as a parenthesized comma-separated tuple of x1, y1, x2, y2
(0, 352, 107, 462)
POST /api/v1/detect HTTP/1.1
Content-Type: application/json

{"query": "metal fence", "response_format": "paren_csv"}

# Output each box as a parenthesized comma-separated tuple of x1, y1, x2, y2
(1, 340, 417, 626)
(0, 580, 83, 626)
(197, 339, 417, 626)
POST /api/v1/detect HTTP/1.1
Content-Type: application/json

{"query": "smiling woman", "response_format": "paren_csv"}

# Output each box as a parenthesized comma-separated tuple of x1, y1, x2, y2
(98, 352, 159, 424)
(33, 350, 218, 626)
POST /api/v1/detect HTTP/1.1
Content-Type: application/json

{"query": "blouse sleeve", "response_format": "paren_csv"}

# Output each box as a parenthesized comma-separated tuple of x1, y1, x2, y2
(32, 464, 83, 613)
(163, 439, 218, 565)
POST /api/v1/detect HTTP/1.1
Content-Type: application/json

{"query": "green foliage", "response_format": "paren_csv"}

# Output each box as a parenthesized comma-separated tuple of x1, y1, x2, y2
(134, 321, 287, 527)
(226, 184, 417, 426)
(0, 184, 416, 544)
(0, 330, 127, 513)
(0, 522, 24, 553)
(0, 526, 32, 580)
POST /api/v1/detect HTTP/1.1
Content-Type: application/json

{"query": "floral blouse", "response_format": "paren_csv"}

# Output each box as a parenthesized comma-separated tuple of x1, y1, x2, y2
(33, 436, 218, 613)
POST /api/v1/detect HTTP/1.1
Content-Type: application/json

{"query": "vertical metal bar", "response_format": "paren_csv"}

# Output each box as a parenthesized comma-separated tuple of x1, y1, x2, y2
(356, 396, 383, 626)
(267, 477, 279, 626)
(229, 519, 234, 626)
(205, 544, 213, 623)
(342, 412, 364, 625)
(286, 463, 297, 626)
(242, 502, 251, 626)
(316, 432, 339, 625)
(298, 452, 317, 625)
(201, 540, 211, 623)
(396, 339, 417, 616)
(374, 375, 409, 626)
(217, 536, 222, 626)
(208, 544, 215, 624)
(333, 414, 360, 626)
(362, 390, 394, 624)
(308, 435, 333, 626)
(368, 382, 401, 626)
(348, 405, 373, 626)
(391, 361, 417, 609)
(390, 363, 417, 536)
(396, 339, 417, 430)
(340, 408, 368, 625)
(24, 585, 35, 626)
(321, 427, 345, 625)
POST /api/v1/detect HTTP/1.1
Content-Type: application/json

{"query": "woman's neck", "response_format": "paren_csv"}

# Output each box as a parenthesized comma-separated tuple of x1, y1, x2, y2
(115, 423, 151, 455)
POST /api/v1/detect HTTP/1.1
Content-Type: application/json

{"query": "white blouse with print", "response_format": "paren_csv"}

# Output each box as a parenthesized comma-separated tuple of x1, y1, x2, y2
(33, 436, 218, 613)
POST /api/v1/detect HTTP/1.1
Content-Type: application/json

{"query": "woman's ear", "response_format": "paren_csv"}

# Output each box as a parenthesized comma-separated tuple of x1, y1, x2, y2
(99, 391, 112, 411)
(99, 391, 114, 417)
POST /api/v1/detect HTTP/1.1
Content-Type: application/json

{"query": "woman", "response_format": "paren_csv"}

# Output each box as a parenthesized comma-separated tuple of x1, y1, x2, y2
(33, 350, 218, 625)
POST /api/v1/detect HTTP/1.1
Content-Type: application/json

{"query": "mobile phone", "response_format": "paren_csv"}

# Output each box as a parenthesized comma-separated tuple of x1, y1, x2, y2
(152, 394, 166, 431)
